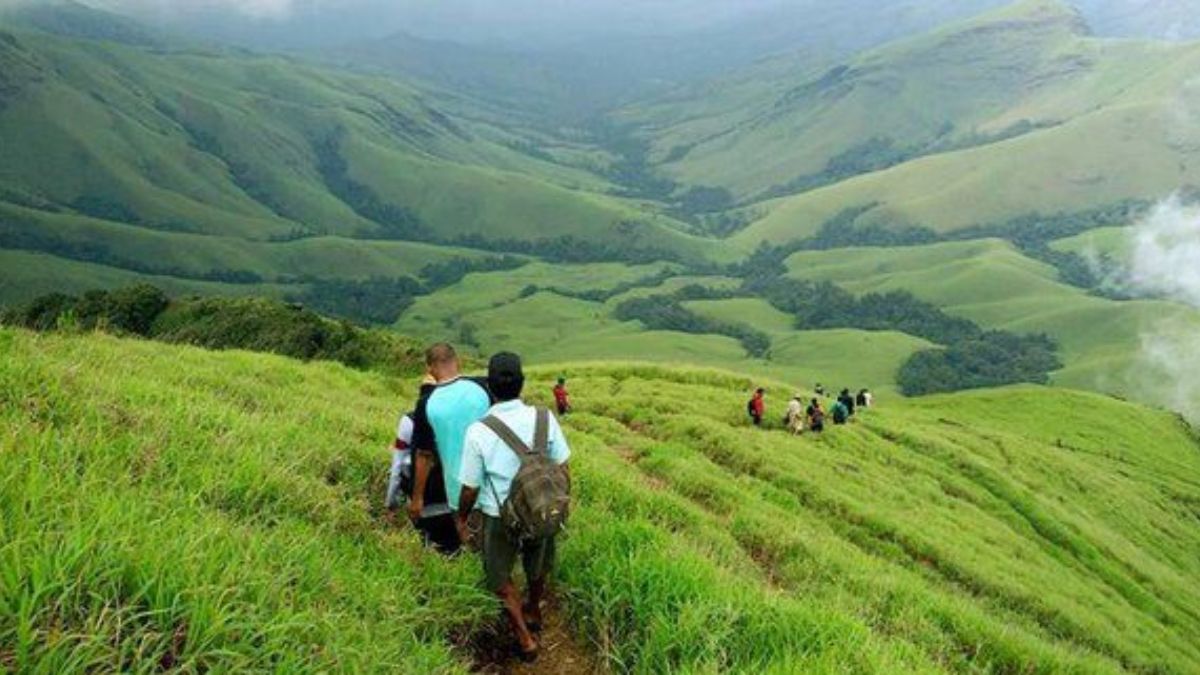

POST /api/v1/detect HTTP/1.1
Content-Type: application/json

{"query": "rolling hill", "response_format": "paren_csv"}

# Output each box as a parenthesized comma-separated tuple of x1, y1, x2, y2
(3, 327, 1199, 672)
(783, 238, 1200, 399)
(0, 3, 722, 306)
(621, 0, 1200, 241)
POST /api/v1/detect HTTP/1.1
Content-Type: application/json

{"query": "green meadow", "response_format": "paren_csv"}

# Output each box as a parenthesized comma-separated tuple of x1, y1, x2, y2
(3, 328, 1199, 672)
(783, 239, 1200, 401)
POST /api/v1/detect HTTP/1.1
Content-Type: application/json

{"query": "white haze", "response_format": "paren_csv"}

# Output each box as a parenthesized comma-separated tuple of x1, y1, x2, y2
(1115, 197, 1200, 422)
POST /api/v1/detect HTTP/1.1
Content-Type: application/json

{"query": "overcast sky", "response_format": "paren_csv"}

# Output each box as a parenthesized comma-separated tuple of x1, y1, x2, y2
(75, 0, 791, 46)
(6, 0, 1193, 49)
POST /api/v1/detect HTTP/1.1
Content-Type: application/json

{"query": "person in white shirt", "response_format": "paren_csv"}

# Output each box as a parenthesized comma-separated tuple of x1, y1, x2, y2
(786, 395, 805, 435)
(457, 352, 571, 663)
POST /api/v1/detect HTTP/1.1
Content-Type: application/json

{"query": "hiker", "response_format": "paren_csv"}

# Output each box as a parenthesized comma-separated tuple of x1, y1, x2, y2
(862, 389, 874, 408)
(838, 388, 856, 417)
(786, 394, 805, 435)
(387, 376, 461, 551)
(856, 388, 869, 408)
(458, 352, 571, 663)
(553, 377, 571, 416)
(385, 413, 413, 513)
(807, 398, 825, 433)
(747, 388, 765, 426)
(408, 343, 492, 554)
(815, 383, 826, 397)
(832, 397, 850, 425)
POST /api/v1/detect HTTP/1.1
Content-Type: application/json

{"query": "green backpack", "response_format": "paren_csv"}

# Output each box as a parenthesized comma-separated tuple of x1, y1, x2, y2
(481, 408, 571, 541)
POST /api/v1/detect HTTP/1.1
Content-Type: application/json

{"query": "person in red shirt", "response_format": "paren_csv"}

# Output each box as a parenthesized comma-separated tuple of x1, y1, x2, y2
(748, 388, 765, 426)
(553, 377, 572, 416)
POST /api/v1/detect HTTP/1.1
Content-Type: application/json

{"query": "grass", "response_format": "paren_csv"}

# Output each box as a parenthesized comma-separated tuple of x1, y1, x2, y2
(3, 328, 1199, 672)
(620, 0, 1200, 239)
(0, 201, 490, 288)
(0, 250, 297, 306)
(0, 26, 723, 291)
(783, 238, 1200, 407)
(397, 265, 930, 396)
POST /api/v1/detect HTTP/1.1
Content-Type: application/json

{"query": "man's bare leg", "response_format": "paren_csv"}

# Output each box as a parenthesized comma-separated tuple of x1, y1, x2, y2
(523, 576, 546, 631)
(497, 580, 538, 656)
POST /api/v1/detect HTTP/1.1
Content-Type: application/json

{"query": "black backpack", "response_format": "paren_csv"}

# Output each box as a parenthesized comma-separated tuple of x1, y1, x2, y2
(481, 408, 571, 541)
(747, 399, 756, 416)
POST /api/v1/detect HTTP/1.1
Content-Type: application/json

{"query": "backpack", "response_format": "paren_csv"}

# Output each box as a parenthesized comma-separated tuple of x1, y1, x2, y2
(747, 399, 757, 417)
(481, 408, 571, 541)
(833, 402, 848, 424)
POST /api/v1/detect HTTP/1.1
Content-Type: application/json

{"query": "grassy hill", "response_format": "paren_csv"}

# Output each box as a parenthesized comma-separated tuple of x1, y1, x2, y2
(620, 0, 1200, 241)
(784, 238, 1200, 401)
(3, 328, 1199, 672)
(0, 8, 722, 305)
(392, 262, 936, 397)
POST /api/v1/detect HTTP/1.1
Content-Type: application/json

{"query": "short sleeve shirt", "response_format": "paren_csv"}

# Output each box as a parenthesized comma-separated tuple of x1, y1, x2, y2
(411, 377, 491, 508)
(459, 400, 571, 518)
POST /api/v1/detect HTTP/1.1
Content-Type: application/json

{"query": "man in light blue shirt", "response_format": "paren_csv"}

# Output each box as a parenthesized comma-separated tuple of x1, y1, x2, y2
(458, 352, 570, 663)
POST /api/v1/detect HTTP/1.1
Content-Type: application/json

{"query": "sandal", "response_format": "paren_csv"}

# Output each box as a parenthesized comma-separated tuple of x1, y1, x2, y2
(522, 605, 543, 633)
(517, 644, 540, 663)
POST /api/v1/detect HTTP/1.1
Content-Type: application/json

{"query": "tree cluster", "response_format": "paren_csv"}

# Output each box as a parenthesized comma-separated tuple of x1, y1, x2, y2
(614, 294, 771, 359)
(897, 332, 1061, 396)
(2, 286, 425, 375)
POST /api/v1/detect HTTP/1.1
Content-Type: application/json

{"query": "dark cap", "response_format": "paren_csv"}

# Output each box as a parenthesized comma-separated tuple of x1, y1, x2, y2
(488, 352, 525, 400)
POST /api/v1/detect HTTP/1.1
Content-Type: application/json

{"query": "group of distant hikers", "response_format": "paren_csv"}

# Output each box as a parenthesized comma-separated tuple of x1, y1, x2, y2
(749, 383, 873, 433)
(384, 343, 572, 663)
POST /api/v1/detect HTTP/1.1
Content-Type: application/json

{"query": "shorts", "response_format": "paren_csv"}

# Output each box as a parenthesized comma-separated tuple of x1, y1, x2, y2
(417, 513, 461, 555)
(482, 515, 557, 593)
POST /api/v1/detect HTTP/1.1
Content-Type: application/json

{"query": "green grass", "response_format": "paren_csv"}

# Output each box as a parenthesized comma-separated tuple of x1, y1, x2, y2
(397, 265, 930, 396)
(4, 328, 1199, 672)
(1052, 226, 1130, 258)
(0, 201, 491, 286)
(0, 250, 297, 306)
(0, 26, 724, 289)
(619, 0, 1200, 241)
(783, 238, 1200, 407)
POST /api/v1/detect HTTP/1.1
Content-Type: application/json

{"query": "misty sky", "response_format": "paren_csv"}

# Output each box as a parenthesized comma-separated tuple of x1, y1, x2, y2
(80, 0, 791, 46)
(22, 0, 1200, 49)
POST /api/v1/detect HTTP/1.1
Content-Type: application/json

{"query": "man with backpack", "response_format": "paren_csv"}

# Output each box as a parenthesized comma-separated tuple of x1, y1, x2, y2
(838, 388, 856, 418)
(387, 377, 460, 552)
(408, 343, 492, 554)
(748, 388, 765, 426)
(807, 398, 825, 433)
(832, 398, 850, 425)
(457, 352, 572, 663)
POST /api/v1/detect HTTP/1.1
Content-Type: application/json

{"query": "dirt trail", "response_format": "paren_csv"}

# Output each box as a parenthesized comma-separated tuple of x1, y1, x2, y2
(469, 595, 600, 675)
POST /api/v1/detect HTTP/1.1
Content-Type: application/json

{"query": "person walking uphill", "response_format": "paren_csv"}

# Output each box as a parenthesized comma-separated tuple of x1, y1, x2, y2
(748, 388, 766, 426)
(408, 343, 492, 554)
(458, 352, 572, 663)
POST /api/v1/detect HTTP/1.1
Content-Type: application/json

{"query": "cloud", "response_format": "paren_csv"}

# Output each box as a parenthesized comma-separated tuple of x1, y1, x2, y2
(1124, 197, 1200, 307)
(83, 0, 308, 20)
(1114, 196, 1200, 422)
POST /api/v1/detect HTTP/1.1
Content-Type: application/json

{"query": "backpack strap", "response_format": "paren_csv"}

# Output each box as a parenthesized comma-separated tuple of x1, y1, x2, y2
(481, 415, 532, 455)
(478, 409, 549, 513)
(533, 407, 549, 454)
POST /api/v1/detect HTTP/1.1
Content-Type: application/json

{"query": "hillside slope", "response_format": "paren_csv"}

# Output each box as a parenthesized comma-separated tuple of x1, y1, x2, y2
(622, 0, 1200, 240)
(0, 8, 718, 301)
(3, 329, 1198, 672)
(783, 238, 1200, 399)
